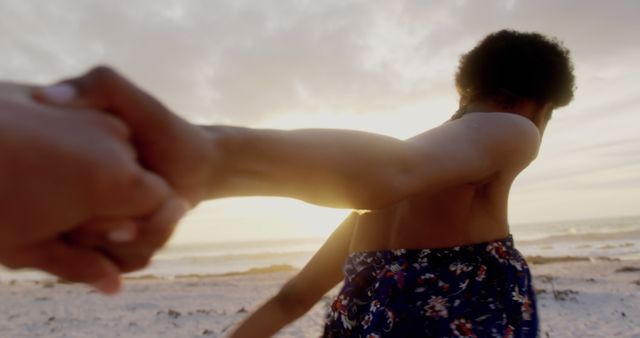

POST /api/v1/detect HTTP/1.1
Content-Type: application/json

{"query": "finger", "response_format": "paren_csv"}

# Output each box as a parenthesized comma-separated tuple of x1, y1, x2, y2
(132, 196, 190, 251)
(146, 196, 191, 233)
(36, 66, 176, 132)
(72, 197, 190, 273)
(95, 168, 173, 219)
(24, 240, 122, 294)
(65, 219, 139, 246)
(34, 67, 193, 185)
(105, 196, 189, 255)
(65, 194, 189, 249)
(32, 82, 81, 106)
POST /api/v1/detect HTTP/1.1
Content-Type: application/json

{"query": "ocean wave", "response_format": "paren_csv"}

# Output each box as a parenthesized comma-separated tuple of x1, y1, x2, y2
(123, 264, 299, 281)
(516, 228, 640, 245)
(153, 250, 316, 264)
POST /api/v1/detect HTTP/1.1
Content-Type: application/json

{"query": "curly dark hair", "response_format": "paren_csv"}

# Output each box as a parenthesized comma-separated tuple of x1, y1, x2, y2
(455, 30, 575, 109)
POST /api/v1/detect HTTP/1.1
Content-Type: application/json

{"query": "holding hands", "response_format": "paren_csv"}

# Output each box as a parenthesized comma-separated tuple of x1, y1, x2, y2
(0, 67, 212, 293)
(2, 65, 414, 293)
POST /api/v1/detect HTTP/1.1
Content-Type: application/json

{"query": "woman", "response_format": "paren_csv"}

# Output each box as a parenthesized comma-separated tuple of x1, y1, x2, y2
(230, 30, 574, 337)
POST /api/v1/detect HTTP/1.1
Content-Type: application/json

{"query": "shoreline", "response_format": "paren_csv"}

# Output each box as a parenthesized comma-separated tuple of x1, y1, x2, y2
(0, 254, 629, 285)
(1, 259, 639, 337)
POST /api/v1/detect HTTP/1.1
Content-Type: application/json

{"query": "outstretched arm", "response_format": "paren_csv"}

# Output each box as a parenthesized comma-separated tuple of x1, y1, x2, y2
(229, 212, 357, 338)
(38, 67, 540, 211)
(36, 67, 540, 275)
(201, 109, 539, 208)
(204, 126, 414, 208)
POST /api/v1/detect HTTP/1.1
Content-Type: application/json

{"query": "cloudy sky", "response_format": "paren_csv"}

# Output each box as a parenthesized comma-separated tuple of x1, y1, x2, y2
(1, 0, 638, 243)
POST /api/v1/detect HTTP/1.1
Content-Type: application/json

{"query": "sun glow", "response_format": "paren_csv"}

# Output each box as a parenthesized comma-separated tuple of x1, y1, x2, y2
(170, 197, 351, 244)
(171, 100, 462, 245)
(254, 88, 457, 140)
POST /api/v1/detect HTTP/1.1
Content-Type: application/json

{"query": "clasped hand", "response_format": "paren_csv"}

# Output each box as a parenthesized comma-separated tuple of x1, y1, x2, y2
(0, 67, 215, 293)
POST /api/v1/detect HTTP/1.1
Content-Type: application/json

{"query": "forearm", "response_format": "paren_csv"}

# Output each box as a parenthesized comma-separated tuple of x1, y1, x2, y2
(203, 126, 413, 209)
(229, 296, 310, 338)
(230, 212, 356, 338)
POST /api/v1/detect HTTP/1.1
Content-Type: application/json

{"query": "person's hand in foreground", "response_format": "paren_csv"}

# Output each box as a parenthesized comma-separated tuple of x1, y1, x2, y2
(36, 67, 215, 207)
(0, 82, 187, 293)
(34, 67, 214, 274)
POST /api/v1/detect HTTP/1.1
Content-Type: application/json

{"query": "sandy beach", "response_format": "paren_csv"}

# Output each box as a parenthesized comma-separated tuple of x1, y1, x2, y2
(1, 259, 639, 338)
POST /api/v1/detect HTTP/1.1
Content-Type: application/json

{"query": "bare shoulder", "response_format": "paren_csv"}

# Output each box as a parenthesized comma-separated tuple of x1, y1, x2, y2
(461, 112, 539, 139)
(397, 112, 540, 194)
(460, 112, 541, 168)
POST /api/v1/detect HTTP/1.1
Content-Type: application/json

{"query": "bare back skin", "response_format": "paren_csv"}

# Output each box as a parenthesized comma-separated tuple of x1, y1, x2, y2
(350, 112, 540, 252)
(229, 108, 548, 338)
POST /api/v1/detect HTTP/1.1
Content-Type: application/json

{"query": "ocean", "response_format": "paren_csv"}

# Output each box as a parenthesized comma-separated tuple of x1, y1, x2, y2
(513, 215, 640, 260)
(1, 215, 639, 281)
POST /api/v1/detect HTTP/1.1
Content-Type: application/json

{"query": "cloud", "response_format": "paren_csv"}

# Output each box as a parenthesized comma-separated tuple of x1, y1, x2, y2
(2, 0, 639, 124)
(1, 0, 639, 226)
(1, 1, 443, 124)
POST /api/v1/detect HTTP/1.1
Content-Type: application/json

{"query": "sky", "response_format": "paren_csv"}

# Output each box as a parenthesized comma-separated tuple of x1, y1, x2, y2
(1, 0, 638, 243)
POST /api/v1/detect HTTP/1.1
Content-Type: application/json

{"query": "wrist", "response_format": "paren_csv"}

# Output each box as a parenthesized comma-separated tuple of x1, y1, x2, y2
(200, 125, 242, 199)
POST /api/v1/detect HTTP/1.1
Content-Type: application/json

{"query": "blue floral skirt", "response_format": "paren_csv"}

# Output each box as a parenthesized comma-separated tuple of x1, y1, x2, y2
(322, 235, 538, 338)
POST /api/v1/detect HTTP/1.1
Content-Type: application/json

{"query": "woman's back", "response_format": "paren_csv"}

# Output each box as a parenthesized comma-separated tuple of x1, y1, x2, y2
(349, 112, 538, 253)
(323, 112, 541, 337)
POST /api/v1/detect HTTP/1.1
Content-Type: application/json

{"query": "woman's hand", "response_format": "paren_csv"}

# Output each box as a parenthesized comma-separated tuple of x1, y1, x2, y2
(36, 66, 216, 206)
(35, 67, 216, 274)
(0, 81, 176, 293)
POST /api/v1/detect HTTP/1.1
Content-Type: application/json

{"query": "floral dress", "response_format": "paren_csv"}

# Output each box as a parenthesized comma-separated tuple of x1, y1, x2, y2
(322, 235, 537, 338)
